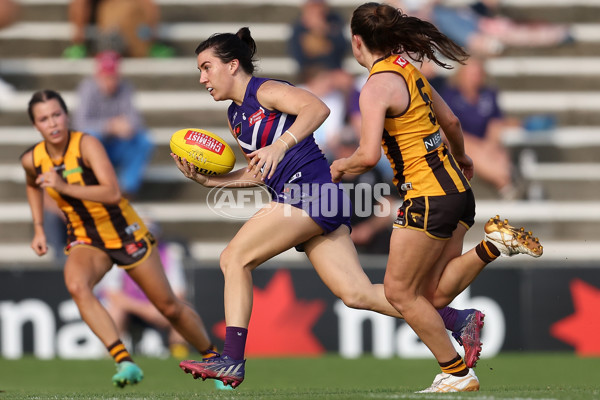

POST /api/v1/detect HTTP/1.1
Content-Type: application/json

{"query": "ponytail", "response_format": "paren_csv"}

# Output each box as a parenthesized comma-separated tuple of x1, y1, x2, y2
(351, 2, 468, 68)
(195, 27, 257, 74)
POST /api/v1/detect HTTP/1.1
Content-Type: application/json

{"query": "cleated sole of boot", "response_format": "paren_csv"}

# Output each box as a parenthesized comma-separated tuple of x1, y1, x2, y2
(485, 215, 543, 257)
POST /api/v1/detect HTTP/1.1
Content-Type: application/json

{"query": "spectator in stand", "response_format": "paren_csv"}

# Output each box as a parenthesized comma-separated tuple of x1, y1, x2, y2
(0, 0, 18, 29)
(0, 0, 19, 106)
(288, 0, 348, 72)
(288, 0, 357, 156)
(439, 57, 521, 199)
(299, 65, 355, 158)
(73, 50, 154, 199)
(63, 0, 174, 59)
(395, 0, 572, 57)
(332, 133, 400, 254)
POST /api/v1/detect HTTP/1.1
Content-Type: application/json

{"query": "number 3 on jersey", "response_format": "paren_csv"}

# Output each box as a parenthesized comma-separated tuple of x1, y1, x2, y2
(416, 78, 437, 126)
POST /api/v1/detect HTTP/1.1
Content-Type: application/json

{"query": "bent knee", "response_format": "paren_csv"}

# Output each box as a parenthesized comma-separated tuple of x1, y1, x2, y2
(383, 282, 415, 311)
(220, 245, 259, 274)
(65, 279, 93, 300)
(155, 298, 182, 321)
(430, 294, 452, 309)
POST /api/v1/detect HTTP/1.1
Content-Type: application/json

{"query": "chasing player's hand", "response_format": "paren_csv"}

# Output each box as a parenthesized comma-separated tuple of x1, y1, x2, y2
(454, 153, 474, 181)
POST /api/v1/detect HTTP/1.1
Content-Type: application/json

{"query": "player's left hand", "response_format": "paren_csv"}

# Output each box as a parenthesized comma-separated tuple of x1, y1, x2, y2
(454, 153, 474, 180)
(247, 141, 286, 181)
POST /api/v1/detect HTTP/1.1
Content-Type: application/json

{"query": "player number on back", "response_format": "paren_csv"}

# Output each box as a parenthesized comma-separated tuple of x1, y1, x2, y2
(416, 78, 437, 126)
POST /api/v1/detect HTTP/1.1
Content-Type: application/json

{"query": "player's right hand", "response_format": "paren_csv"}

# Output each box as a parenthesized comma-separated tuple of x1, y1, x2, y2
(171, 153, 209, 186)
(31, 232, 48, 256)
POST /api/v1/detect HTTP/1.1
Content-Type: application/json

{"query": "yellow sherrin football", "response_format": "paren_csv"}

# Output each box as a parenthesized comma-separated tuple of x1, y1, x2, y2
(170, 128, 236, 175)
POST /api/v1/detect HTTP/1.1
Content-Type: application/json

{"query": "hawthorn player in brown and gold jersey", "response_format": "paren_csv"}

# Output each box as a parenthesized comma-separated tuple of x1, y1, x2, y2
(21, 90, 218, 388)
(331, 2, 543, 393)
(31, 130, 149, 260)
(369, 54, 471, 201)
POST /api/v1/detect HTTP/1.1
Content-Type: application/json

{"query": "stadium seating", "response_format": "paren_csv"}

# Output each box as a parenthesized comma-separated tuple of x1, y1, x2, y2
(1, 0, 599, 266)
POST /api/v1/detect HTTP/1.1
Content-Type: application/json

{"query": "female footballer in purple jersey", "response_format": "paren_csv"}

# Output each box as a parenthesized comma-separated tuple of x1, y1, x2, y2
(173, 27, 489, 389)
(330, 2, 543, 392)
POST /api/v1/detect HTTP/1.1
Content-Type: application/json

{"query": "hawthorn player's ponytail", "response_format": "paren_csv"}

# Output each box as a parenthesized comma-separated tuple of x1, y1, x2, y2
(351, 2, 469, 69)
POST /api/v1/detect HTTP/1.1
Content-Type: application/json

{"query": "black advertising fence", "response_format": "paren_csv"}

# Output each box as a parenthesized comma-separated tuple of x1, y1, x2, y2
(1, 261, 599, 359)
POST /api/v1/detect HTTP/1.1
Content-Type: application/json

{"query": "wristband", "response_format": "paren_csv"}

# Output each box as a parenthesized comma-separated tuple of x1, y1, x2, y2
(278, 138, 289, 151)
(285, 130, 299, 144)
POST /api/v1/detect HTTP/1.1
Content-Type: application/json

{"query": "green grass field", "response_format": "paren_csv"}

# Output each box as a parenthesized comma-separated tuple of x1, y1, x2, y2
(0, 353, 599, 399)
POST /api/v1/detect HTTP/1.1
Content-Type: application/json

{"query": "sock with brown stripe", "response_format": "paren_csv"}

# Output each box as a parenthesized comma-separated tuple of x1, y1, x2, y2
(475, 240, 501, 264)
(107, 340, 133, 364)
(439, 353, 469, 377)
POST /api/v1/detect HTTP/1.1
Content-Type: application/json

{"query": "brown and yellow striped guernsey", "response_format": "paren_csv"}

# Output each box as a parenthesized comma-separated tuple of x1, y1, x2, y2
(368, 55, 470, 200)
(32, 130, 148, 249)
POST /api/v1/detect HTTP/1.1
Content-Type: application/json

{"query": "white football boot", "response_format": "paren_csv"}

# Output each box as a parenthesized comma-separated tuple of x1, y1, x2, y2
(484, 215, 543, 258)
(417, 368, 480, 393)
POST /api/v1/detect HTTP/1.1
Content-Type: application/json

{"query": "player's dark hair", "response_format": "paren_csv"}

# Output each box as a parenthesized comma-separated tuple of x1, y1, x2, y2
(27, 89, 69, 122)
(195, 27, 257, 74)
(351, 2, 469, 69)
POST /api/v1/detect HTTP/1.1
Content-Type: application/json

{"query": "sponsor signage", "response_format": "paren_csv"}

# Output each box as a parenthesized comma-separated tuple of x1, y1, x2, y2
(183, 130, 225, 155)
(1, 263, 598, 359)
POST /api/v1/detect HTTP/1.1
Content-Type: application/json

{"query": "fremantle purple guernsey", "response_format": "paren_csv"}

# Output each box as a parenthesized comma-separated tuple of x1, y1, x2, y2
(227, 77, 325, 189)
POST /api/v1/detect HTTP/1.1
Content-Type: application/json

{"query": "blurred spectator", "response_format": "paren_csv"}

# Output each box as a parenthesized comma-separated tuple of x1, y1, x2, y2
(419, 60, 449, 93)
(73, 50, 154, 198)
(64, 0, 174, 58)
(0, 0, 19, 106)
(439, 57, 521, 199)
(0, 0, 19, 29)
(300, 65, 355, 157)
(96, 221, 191, 358)
(288, 0, 358, 157)
(395, 0, 572, 57)
(332, 134, 400, 254)
(288, 0, 349, 74)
